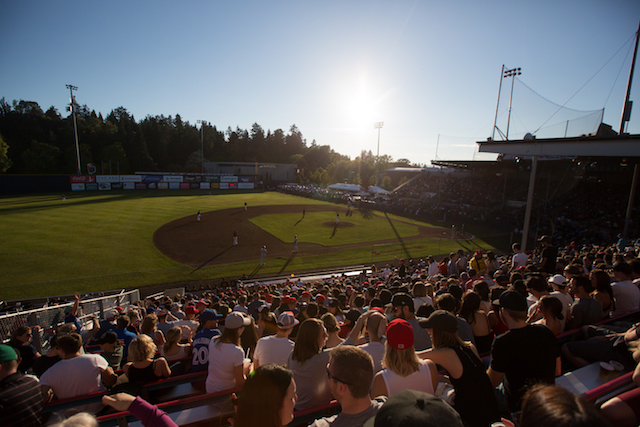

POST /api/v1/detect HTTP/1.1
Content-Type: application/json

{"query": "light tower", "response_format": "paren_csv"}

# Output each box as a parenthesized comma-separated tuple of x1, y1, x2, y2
(197, 120, 207, 173)
(374, 121, 384, 187)
(66, 85, 81, 174)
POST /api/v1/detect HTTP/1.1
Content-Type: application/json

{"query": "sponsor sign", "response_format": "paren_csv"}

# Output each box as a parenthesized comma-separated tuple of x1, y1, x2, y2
(203, 176, 219, 183)
(111, 182, 123, 190)
(238, 176, 255, 183)
(98, 183, 112, 191)
(189, 182, 199, 189)
(210, 183, 219, 189)
(219, 182, 229, 189)
(120, 175, 142, 182)
(169, 182, 180, 190)
(238, 182, 254, 189)
(229, 183, 237, 189)
(158, 182, 169, 190)
(142, 175, 163, 183)
(163, 175, 183, 182)
(71, 183, 85, 191)
(97, 175, 120, 183)
(147, 182, 157, 189)
(70, 175, 96, 183)
(220, 176, 238, 183)
(86, 183, 98, 191)
(179, 183, 190, 190)
(123, 182, 135, 190)
(184, 175, 202, 183)
(200, 182, 210, 189)
(135, 183, 147, 190)
(87, 163, 97, 175)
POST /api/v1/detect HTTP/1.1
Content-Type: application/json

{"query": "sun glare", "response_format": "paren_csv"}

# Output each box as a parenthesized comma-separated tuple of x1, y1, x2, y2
(341, 76, 380, 132)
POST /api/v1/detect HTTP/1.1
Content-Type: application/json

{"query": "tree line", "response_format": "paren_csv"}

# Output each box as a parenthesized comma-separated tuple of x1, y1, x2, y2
(0, 98, 411, 188)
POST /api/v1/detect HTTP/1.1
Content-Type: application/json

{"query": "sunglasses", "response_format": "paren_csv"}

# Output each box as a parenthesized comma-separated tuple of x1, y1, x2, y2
(326, 364, 349, 385)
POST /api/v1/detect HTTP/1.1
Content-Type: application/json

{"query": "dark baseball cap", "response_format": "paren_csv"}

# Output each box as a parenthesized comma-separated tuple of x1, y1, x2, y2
(94, 331, 118, 345)
(386, 293, 413, 309)
(494, 290, 528, 312)
(364, 389, 463, 427)
(200, 309, 223, 323)
(422, 310, 458, 333)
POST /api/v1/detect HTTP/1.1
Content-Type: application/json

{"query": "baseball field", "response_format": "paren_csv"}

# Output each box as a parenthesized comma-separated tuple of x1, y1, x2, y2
(0, 190, 500, 301)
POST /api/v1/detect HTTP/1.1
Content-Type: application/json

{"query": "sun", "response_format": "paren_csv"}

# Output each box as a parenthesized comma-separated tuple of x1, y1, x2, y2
(341, 77, 380, 131)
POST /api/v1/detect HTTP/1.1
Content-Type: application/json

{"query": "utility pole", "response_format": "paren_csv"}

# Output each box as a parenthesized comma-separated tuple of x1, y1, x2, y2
(197, 120, 207, 173)
(66, 85, 81, 174)
(374, 122, 384, 187)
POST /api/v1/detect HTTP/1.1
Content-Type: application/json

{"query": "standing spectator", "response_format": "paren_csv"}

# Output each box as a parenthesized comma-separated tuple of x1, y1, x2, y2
(485, 251, 500, 278)
(447, 252, 460, 277)
(486, 291, 561, 413)
(469, 251, 486, 277)
(370, 319, 438, 398)
(40, 333, 117, 415)
(0, 344, 43, 427)
(456, 249, 468, 273)
(538, 236, 558, 275)
(611, 262, 640, 316)
(308, 346, 386, 427)
(253, 311, 298, 368)
(510, 243, 528, 271)
(389, 293, 432, 351)
(427, 256, 439, 277)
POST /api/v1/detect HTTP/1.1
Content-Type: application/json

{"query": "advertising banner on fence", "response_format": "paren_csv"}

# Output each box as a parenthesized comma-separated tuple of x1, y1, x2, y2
(135, 183, 146, 190)
(158, 182, 169, 190)
(71, 183, 85, 191)
(123, 182, 135, 190)
(163, 175, 183, 182)
(210, 183, 219, 189)
(98, 183, 112, 190)
(238, 176, 255, 183)
(97, 175, 119, 183)
(200, 182, 210, 189)
(70, 175, 96, 183)
(120, 175, 142, 183)
(203, 176, 220, 183)
(169, 182, 180, 189)
(220, 176, 238, 183)
(184, 175, 202, 183)
(219, 182, 229, 189)
(180, 183, 190, 190)
(238, 182, 254, 189)
(142, 175, 163, 183)
(147, 182, 157, 189)
(112, 182, 123, 190)
(86, 183, 98, 191)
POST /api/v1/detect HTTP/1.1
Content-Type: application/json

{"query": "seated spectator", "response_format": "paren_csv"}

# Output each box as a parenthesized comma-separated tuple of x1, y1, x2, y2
(321, 313, 344, 349)
(309, 346, 386, 427)
(40, 333, 117, 415)
(548, 274, 573, 323)
(233, 364, 296, 427)
(566, 276, 602, 329)
(155, 309, 179, 337)
(600, 340, 640, 427)
(345, 309, 387, 373)
(0, 344, 43, 427)
(257, 306, 278, 338)
(33, 334, 62, 378)
(388, 293, 432, 351)
(562, 322, 638, 369)
(287, 318, 332, 410)
(589, 269, 614, 319)
(160, 326, 192, 362)
(367, 389, 464, 427)
(338, 309, 361, 338)
(174, 306, 200, 340)
(530, 295, 564, 335)
(191, 309, 223, 374)
(370, 319, 438, 398)
(94, 331, 123, 370)
(458, 291, 493, 356)
(206, 311, 251, 394)
(123, 335, 170, 389)
(434, 293, 475, 345)
(412, 282, 433, 312)
(8, 326, 40, 374)
(611, 262, 640, 316)
(253, 311, 297, 369)
(140, 313, 165, 348)
(111, 315, 137, 359)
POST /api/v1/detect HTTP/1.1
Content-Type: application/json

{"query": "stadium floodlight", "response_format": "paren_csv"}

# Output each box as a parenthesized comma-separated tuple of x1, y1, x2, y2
(66, 85, 81, 174)
(197, 120, 207, 173)
(374, 122, 384, 187)
(503, 67, 521, 140)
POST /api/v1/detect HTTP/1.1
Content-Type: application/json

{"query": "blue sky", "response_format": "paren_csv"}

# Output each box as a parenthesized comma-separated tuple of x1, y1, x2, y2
(1, 1, 639, 165)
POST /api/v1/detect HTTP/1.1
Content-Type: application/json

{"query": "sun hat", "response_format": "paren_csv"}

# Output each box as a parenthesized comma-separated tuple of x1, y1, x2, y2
(386, 318, 414, 350)
(0, 344, 19, 363)
(225, 311, 251, 329)
(363, 389, 463, 427)
(422, 310, 458, 333)
(277, 311, 300, 329)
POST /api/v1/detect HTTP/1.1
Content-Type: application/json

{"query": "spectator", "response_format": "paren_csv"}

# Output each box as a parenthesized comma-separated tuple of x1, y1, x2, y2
(174, 305, 200, 340)
(155, 309, 179, 337)
(140, 313, 165, 348)
(94, 331, 123, 371)
(411, 282, 433, 312)
(600, 340, 640, 427)
(548, 274, 573, 323)
(589, 269, 614, 319)
(0, 344, 43, 427)
(388, 293, 432, 351)
(309, 346, 386, 427)
(123, 334, 171, 392)
(370, 318, 438, 398)
(63, 294, 82, 336)
(458, 292, 493, 356)
(321, 313, 344, 349)
(40, 333, 117, 415)
(233, 364, 297, 427)
(287, 318, 332, 410)
(366, 389, 464, 427)
(191, 309, 223, 373)
(510, 243, 528, 271)
(205, 311, 251, 393)
(485, 251, 500, 278)
(257, 305, 278, 337)
(418, 310, 500, 427)
(566, 277, 602, 329)
(160, 326, 192, 362)
(611, 262, 640, 316)
(33, 334, 62, 378)
(344, 310, 387, 373)
(112, 315, 137, 359)
(538, 236, 558, 275)
(530, 295, 564, 335)
(469, 251, 486, 277)
(434, 293, 475, 346)
(561, 322, 638, 370)
(8, 326, 40, 374)
(253, 311, 297, 369)
(486, 291, 561, 413)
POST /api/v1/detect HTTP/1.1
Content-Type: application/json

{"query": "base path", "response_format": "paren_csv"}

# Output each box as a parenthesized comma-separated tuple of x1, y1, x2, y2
(153, 204, 449, 268)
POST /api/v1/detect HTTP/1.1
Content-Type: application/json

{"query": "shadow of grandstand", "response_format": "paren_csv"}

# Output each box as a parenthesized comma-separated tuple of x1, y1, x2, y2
(190, 246, 234, 274)
(278, 253, 296, 274)
(359, 208, 373, 219)
(248, 264, 263, 278)
(384, 212, 411, 259)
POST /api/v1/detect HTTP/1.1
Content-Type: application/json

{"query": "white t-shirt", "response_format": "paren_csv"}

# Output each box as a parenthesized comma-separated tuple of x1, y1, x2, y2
(205, 339, 245, 393)
(380, 360, 434, 397)
(612, 280, 640, 316)
(174, 319, 199, 340)
(253, 335, 294, 367)
(413, 296, 433, 312)
(512, 252, 528, 268)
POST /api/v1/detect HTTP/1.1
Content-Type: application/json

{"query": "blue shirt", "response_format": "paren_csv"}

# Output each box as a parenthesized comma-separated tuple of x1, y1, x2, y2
(191, 328, 221, 372)
(110, 328, 137, 358)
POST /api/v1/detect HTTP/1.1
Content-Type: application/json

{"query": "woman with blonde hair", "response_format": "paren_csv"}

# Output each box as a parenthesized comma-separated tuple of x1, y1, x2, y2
(160, 326, 192, 362)
(206, 311, 252, 393)
(370, 318, 438, 398)
(418, 310, 499, 427)
(321, 312, 344, 349)
(287, 318, 332, 410)
(123, 334, 171, 385)
(140, 313, 165, 348)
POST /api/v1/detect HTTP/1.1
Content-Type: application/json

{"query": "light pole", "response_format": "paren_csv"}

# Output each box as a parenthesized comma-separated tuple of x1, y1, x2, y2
(197, 120, 207, 173)
(66, 84, 81, 174)
(374, 122, 384, 187)
(504, 67, 521, 140)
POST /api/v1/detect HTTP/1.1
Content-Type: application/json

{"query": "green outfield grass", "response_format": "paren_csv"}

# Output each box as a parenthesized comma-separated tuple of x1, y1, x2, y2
(0, 190, 500, 300)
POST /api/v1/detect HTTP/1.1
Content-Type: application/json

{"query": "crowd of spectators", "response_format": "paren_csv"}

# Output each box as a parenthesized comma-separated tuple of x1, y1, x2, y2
(2, 235, 640, 427)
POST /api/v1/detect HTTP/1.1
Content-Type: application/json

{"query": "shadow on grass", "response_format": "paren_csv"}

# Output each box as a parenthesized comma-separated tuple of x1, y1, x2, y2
(190, 245, 234, 274)
(384, 212, 411, 259)
(278, 252, 297, 275)
(248, 264, 263, 279)
(359, 207, 374, 219)
(330, 224, 339, 239)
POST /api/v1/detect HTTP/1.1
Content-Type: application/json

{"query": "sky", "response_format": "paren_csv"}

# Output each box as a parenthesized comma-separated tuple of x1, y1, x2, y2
(1, 1, 639, 165)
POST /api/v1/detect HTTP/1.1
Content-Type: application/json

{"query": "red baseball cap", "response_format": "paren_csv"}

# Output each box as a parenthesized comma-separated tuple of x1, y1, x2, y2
(315, 294, 325, 303)
(184, 306, 199, 315)
(386, 318, 414, 350)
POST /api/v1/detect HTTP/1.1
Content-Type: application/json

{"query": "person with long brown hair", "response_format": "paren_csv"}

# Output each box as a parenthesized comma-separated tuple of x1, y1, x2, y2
(590, 269, 614, 319)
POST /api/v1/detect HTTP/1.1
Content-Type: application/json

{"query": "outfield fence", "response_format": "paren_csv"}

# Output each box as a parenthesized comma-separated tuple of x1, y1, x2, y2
(0, 289, 139, 352)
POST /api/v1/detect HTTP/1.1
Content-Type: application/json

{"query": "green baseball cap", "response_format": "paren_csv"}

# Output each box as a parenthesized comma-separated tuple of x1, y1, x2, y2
(0, 344, 19, 363)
